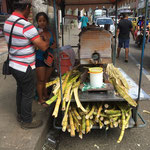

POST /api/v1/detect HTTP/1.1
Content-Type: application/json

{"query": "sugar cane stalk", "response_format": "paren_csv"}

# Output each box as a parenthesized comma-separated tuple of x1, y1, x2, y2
(46, 95, 57, 105)
(86, 119, 90, 133)
(86, 105, 95, 119)
(82, 115, 86, 134)
(95, 104, 103, 122)
(69, 111, 75, 137)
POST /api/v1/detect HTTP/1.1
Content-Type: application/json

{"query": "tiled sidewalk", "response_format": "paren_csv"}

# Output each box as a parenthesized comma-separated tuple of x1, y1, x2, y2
(0, 37, 8, 63)
(0, 37, 7, 54)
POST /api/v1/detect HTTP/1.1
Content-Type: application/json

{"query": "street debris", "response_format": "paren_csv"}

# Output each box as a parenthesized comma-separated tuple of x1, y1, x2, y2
(143, 110, 150, 114)
(137, 144, 141, 147)
(94, 144, 100, 149)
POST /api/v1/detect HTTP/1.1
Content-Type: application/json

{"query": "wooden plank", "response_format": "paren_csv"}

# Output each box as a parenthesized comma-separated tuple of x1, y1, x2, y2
(79, 29, 112, 60)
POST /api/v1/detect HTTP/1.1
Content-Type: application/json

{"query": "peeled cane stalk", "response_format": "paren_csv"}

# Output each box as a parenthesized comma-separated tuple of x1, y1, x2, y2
(125, 108, 132, 129)
(100, 116, 104, 121)
(53, 72, 71, 117)
(89, 115, 93, 119)
(89, 120, 94, 129)
(62, 114, 68, 132)
(73, 108, 82, 120)
(99, 120, 104, 129)
(100, 113, 108, 118)
(110, 122, 114, 128)
(93, 107, 98, 115)
(69, 111, 75, 137)
(46, 95, 57, 105)
(86, 119, 90, 133)
(67, 74, 80, 87)
(106, 125, 109, 131)
(86, 105, 95, 119)
(63, 85, 72, 102)
(46, 74, 67, 88)
(73, 85, 87, 113)
(46, 77, 59, 88)
(113, 121, 119, 128)
(79, 124, 83, 139)
(71, 111, 81, 126)
(117, 110, 126, 143)
(52, 91, 61, 118)
(95, 104, 103, 122)
(105, 109, 121, 115)
(74, 121, 80, 132)
(104, 104, 109, 109)
(53, 82, 61, 95)
(109, 113, 122, 118)
(82, 115, 86, 134)
(62, 91, 73, 131)
(62, 97, 66, 111)
(110, 117, 119, 123)
(104, 120, 110, 125)
(85, 104, 90, 113)
(67, 125, 71, 132)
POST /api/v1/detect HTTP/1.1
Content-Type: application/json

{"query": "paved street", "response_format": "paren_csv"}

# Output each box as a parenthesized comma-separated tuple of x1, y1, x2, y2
(0, 26, 150, 150)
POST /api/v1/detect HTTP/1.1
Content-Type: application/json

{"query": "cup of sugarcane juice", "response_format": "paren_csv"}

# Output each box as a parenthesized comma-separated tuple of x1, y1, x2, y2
(88, 67, 103, 88)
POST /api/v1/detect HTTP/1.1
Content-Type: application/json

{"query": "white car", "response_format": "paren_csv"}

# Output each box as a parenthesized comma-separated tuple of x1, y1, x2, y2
(95, 17, 115, 37)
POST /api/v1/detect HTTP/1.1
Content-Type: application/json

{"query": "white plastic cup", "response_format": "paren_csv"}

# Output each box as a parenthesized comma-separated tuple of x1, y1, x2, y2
(89, 71, 103, 88)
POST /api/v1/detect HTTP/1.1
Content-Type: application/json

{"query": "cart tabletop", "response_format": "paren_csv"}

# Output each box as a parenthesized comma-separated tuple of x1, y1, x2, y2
(71, 68, 150, 102)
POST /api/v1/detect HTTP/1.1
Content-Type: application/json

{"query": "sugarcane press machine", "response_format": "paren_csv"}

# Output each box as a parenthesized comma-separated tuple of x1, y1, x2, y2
(79, 27, 113, 65)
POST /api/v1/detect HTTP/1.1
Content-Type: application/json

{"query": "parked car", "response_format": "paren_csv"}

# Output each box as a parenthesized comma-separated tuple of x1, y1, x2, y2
(93, 9, 107, 24)
(95, 17, 115, 37)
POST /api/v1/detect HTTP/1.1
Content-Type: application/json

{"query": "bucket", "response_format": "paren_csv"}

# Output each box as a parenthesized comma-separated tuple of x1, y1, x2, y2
(88, 67, 103, 88)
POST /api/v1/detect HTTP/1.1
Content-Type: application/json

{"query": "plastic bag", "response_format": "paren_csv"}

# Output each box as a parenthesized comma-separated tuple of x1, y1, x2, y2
(78, 22, 81, 29)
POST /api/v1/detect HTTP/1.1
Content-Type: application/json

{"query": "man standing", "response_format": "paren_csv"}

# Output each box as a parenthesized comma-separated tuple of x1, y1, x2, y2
(80, 13, 88, 31)
(3, 0, 49, 129)
(117, 13, 135, 62)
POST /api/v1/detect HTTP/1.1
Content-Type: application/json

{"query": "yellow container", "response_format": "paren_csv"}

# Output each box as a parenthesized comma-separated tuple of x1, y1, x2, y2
(88, 67, 103, 73)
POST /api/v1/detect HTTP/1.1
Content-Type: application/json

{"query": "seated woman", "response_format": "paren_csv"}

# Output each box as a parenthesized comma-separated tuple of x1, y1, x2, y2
(35, 12, 56, 107)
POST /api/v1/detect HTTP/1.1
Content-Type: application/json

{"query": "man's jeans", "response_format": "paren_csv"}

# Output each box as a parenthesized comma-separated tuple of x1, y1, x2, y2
(11, 66, 35, 123)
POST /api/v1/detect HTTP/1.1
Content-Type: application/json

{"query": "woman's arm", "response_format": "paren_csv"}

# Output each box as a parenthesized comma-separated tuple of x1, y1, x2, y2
(32, 36, 49, 51)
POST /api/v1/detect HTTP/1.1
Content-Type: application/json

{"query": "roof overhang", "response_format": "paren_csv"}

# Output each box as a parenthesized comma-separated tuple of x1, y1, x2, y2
(48, 0, 135, 11)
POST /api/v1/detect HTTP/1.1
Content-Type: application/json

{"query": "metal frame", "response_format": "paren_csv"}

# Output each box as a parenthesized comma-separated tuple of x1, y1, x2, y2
(52, 0, 149, 130)
(53, 109, 146, 129)
(135, 0, 149, 126)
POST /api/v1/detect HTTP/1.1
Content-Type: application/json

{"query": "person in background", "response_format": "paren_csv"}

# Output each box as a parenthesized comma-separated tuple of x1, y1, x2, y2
(135, 16, 149, 43)
(116, 13, 135, 62)
(35, 12, 56, 107)
(138, 16, 149, 43)
(3, 0, 49, 129)
(80, 13, 88, 31)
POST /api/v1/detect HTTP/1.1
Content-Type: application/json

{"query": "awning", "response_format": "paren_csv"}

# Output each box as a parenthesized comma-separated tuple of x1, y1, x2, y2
(53, 0, 135, 11)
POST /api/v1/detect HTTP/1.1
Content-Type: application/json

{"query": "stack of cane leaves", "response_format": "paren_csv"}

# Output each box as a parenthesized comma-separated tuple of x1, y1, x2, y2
(106, 64, 137, 107)
(61, 102, 132, 143)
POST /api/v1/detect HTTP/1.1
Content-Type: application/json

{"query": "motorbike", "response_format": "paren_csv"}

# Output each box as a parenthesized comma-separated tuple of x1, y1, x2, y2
(135, 27, 149, 47)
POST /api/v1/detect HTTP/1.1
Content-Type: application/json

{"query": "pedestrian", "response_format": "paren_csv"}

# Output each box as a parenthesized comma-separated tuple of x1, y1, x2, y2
(35, 12, 56, 107)
(3, 0, 49, 129)
(116, 13, 135, 62)
(80, 13, 88, 31)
